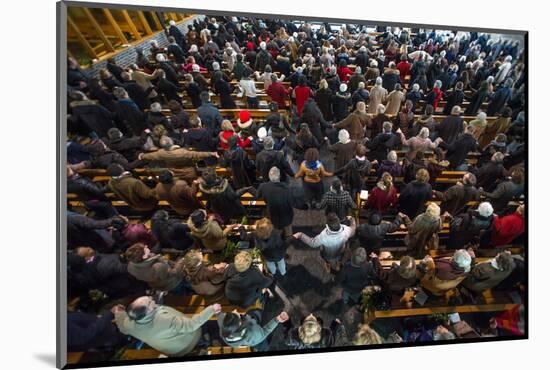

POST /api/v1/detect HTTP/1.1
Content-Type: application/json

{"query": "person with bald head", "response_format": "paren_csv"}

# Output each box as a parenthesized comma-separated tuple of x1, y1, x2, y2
(113, 296, 221, 356)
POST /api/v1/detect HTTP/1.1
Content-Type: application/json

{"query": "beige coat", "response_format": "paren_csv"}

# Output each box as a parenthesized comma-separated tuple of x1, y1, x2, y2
(385, 90, 405, 115)
(131, 69, 162, 98)
(368, 85, 388, 114)
(108, 174, 158, 211)
(115, 305, 215, 356)
(141, 146, 214, 168)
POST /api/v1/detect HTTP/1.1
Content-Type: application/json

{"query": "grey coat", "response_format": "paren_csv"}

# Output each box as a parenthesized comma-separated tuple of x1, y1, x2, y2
(217, 313, 279, 347)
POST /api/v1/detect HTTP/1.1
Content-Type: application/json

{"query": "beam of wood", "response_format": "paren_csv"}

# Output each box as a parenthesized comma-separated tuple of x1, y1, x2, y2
(150, 11, 162, 31)
(169, 12, 178, 22)
(121, 10, 141, 41)
(102, 8, 128, 45)
(373, 303, 520, 319)
(67, 16, 98, 59)
(82, 8, 115, 52)
(137, 11, 153, 35)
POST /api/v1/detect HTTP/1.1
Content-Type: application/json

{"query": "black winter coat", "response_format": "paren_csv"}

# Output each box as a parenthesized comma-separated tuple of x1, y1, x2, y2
(224, 264, 272, 308)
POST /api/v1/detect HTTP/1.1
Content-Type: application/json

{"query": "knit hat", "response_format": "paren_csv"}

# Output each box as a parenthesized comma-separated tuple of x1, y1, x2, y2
(190, 209, 207, 227)
(338, 129, 350, 144)
(477, 202, 494, 218)
(339, 83, 348, 92)
(237, 110, 253, 128)
(257, 127, 267, 139)
(453, 249, 472, 273)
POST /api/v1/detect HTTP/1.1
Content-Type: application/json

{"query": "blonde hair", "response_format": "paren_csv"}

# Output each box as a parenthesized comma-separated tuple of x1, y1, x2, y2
(426, 202, 441, 219)
(221, 119, 234, 131)
(353, 324, 383, 345)
(416, 168, 430, 183)
(182, 249, 203, 277)
(255, 218, 273, 240)
(319, 79, 328, 89)
(299, 317, 322, 345)
(234, 251, 253, 272)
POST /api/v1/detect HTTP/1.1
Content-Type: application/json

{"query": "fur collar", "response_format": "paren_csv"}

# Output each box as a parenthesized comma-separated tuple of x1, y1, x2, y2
(199, 178, 228, 194)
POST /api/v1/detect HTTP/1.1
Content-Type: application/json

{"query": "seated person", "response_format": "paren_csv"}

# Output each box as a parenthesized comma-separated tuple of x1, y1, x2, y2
(462, 251, 516, 293)
(420, 249, 474, 297)
(336, 248, 377, 305)
(181, 249, 227, 301)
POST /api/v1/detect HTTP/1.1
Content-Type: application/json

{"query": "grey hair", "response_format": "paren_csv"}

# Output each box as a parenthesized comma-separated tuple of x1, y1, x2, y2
(492, 152, 505, 163)
(150, 102, 162, 113)
(387, 150, 398, 162)
(412, 83, 420, 92)
(434, 80, 442, 88)
(377, 104, 386, 114)
(375, 77, 383, 85)
(477, 202, 494, 217)
(159, 136, 174, 149)
(419, 127, 430, 139)
(453, 249, 472, 273)
(382, 121, 393, 132)
(433, 331, 456, 341)
(268, 166, 280, 182)
(263, 136, 275, 150)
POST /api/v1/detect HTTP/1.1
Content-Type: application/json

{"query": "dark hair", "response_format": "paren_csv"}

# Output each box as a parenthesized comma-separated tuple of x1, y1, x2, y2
(356, 145, 367, 157)
(269, 101, 279, 111)
(227, 135, 239, 150)
(200, 91, 210, 103)
(369, 212, 382, 225)
(127, 302, 148, 321)
(159, 170, 174, 184)
(298, 75, 307, 86)
(168, 36, 175, 43)
(326, 212, 341, 231)
(501, 107, 512, 118)
(332, 179, 343, 194)
(125, 243, 147, 263)
(352, 247, 367, 266)
(222, 312, 242, 338)
(190, 210, 206, 227)
(511, 168, 525, 184)
(167, 100, 182, 113)
(106, 163, 125, 177)
(304, 148, 320, 163)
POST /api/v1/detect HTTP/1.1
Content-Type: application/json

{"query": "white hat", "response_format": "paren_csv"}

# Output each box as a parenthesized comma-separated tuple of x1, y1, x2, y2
(375, 77, 383, 85)
(338, 129, 350, 143)
(169, 20, 176, 26)
(359, 46, 367, 52)
(192, 64, 200, 72)
(453, 250, 472, 273)
(189, 44, 198, 53)
(257, 127, 267, 139)
(156, 54, 166, 62)
(477, 202, 494, 218)
(370, 60, 378, 67)
(150, 102, 162, 113)
(260, 41, 267, 50)
(339, 83, 348, 92)
(212, 62, 220, 71)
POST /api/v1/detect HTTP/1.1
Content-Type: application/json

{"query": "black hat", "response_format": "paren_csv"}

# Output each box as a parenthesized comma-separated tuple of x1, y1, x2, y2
(369, 212, 382, 225)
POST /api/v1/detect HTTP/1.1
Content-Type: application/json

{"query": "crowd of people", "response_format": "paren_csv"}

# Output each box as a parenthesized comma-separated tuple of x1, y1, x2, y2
(66, 14, 526, 363)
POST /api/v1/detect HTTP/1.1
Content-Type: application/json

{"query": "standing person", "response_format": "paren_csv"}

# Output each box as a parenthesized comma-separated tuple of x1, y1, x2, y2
(465, 80, 490, 116)
(425, 80, 443, 112)
(319, 179, 357, 222)
(439, 124, 479, 170)
(221, 135, 255, 189)
(491, 204, 525, 247)
(181, 249, 227, 301)
(113, 296, 221, 356)
(385, 83, 405, 115)
(294, 148, 334, 206)
(433, 172, 480, 215)
(419, 249, 474, 298)
(332, 83, 352, 122)
(364, 172, 398, 215)
(371, 254, 418, 295)
(333, 101, 370, 142)
(334, 144, 375, 200)
(187, 209, 235, 252)
(462, 252, 516, 293)
(154, 170, 201, 217)
(239, 69, 259, 109)
(398, 127, 441, 161)
(329, 129, 357, 170)
(436, 105, 464, 145)
(315, 79, 334, 121)
(242, 218, 288, 276)
(368, 77, 388, 114)
(285, 314, 346, 349)
(402, 202, 444, 257)
(336, 247, 377, 305)
(198, 172, 247, 223)
(224, 251, 273, 308)
(293, 213, 356, 272)
(398, 168, 433, 218)
(266, 74, 290, 109)
(293, 75, 314, 116)
(257, 167, 295, 237)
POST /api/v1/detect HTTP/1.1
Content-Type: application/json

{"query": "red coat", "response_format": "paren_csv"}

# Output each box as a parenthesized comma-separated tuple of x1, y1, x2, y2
(219, 130, 251, 150)
(266, 82, 289, 108)
(431, 87, 443, 110)
(337, 66, 353, 82)
(365, 185, 398, 214)
(294, 86, 313, 116)
(491, 213, 525, 246)
(396, 61, 411, 81)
